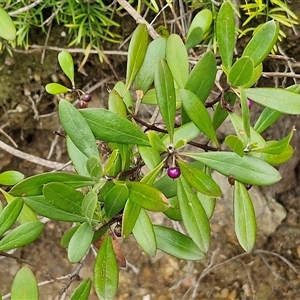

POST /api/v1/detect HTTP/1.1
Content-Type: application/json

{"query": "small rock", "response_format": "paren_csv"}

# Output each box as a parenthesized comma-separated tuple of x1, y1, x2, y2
(228, 289, 237, 300)
(220, 287, 229, 298)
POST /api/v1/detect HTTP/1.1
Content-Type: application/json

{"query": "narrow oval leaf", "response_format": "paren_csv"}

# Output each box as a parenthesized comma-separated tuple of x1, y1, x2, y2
(154, 58, 176, 142)
(126, 181, 169, 212)
(59, 99, 99, 158)
(154, 174, 177, 198)
(0, 7, 16, 40)
(225, 135, 245, 157)
(197, 192, 216, 220)
(70, 278, 91, 300)
(185, 27, 203, 50)
(122, 200, 141, 239)
(58, 50, 75, 86)
(163, 196, 182, 221)
(11, 267, 38, 300)
(0, 171, 24, 186)
(177, 176, 211, 253)
(228, 57, 254, 87)
(245, 88, 300, 114)
(0, 197, 23, 237)
(94, 234, 119, 300)
(183, 151, 281, 186)
(45, 83, 71, 95)
(138, 145, 161, 171)
(153, 225, 205, 260)
(141, 161, 165, 186)
(242, 62, 263, 88)
(68, 222, 94, 263)
(177, 160, 221, 197)
(60, 225, 79, 248)
(242, 20, 279, 67)
(86, 156, 103, 182)
(147, 131, 167, 152)
(125, 24, 149, 92)
(82, 191, 98, 221)
(185, 51, 216, 102)
(166, 34, 189, 88)
(135, 37, 166, 92)
(240, 87, 251, 140)
(253, 107, 282, 134)
(113, 81, 133, 110)
(0, 221, 43, 251)
(216, 2, 235, 71)
(132, 209, 157, 257)
(108, 89, 127, 118)
(80, 108, 150, 146)
(234, 182, 257, 252)
(180, 89, 219, 146)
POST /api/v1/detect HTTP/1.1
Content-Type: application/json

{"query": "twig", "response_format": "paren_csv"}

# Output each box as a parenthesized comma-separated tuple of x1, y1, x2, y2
(8, 0, 43, 16)
(262, 71, 300, 79)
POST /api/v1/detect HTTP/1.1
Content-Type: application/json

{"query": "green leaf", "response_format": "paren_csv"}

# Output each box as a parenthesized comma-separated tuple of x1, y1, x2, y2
(126, 181, 169, 212)
(60, 225, 79, 248)
(245, 88, 300, 114)
(43, 182, 83, 215)
(94, 234, 119, 300)
(240, 87, 251, 140)
(125, 24, 149, 93)
(225, 135, 245, 156)
(253, 107, 282, 133)
(82, 191, 98, 221)
(80, 108, 150, 146)
(10, 172, 94, 197)
(177, 176, 211, 253)
(242, 20, 279, 67)
(23, 196, 86, 222)
(154, 58, 176, 142)
(122, 200, 141, 239)
(154, 174, 177, 198)
(153, 225, 205, 260)
(58, 51, 75, 87)
(138, 145, 161, 171)
(0, 171, 24, 186)
(0, 221, 43, 251)
(166, 34, 189, 88)
(234, 182, 257, 252)
(59, 99, 99, 158)
(163, 196, 182, 221)
(68, 222, 94, 263)
(86, 156, 103, 182)
(11, 267, 38, 300)
(45, 83, 71, 95)
(183, 151, 281, 186)
(113, 81, 133, 110)
(0, 7, 16, 40)
(0, 197, 23, 237)
(135, 37, 166, 93)
(141, 88, 158, 105)
(228, 57, 254, 87)
(141, 161, 165, 186)
(242, 63, 263, 88)
(108, 89, 127, 118)
(180, 89, 219, 146)
(132, 209, 157, 257)
(216, 2, 235, 71)
(147, 131, 167, 152)
(184, 51, 216, 102)
(70, 278, 91, 300)
(185, 27, 203, 50)
(104, 184, 129, 220)
(177, 159, 221, 197)
(197, 192, 216, 220)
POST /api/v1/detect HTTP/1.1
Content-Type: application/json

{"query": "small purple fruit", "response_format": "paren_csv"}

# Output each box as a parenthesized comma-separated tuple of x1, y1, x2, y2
(114, 223, 122, 238)
(245, 183, 252, 190)
(167, 167, 181, 179)
(78, 100, 88, 109)
(247, 98, 253, 109)
(82, 93, 92, 102)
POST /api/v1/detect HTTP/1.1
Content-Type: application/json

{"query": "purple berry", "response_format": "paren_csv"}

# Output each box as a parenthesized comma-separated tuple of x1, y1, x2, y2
(114, 223, 122, 238)
(245, 183, 252, 190)
(247, 98, 253, 109)
(167, 167, 181, 179)
(78, 100, 88, 109)
(82, 93, 92, 102)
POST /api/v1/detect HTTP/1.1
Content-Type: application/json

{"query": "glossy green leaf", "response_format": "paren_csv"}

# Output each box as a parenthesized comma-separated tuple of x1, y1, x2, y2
(147, 131, 167, 152)
(0, 171, 24, 186)
(108, 89, 127, 118)
(0, 7, 16, 40)
(180, 89, 219, 146)
(228, 57, 254, 87)
(60, 225, 79, 248)
(245, 88, 300, 114)
(103, 150, 119, 176)
(177, 159, 221, 197)
(94, 234, 119, 300)
(113, 81, 133, 110)
(153, 225, 205, 260)
(141, 161, 164, 186)
(132, 209, 157, 257)
(126, 181, 169, 212)
(0, 197, 23, 237)
(23, 195, 86, 222)
(154, 58, 176, 142)
(104, 184, 129, 220)
(122, 200, 141, 239)
(58, 51, 75, 86)
(185, 27, 203, 50)
(10, 172, 94, 197)
(86, 156, 103, 182)
(253, 107, 282, 133)
(0, 221, 43, 251)
(138, 145, 161, 171)
(225, 135, 245, 156)
(125, 24, 149, 92)
(216, 2, 235, 71)
(70, 278, 91, 300)
(177, 176, 211, 253)
(11, 267, 38, 300)
(141, 88, 157, 105)
(166, 34, 189, 88)
(68, 222, 94, 263)
(242, 63, 263, 88)
(185, 51, 216, 102)
(197, 192, 216, 220)
(234, 181, 257, 252)
(163, 196, 182, 221)
(80, 108, 150, 146)
(240, 87, 251, 140)
(45, 83, 71, 95)
(43, 182, 83, 215)
(135, 37, 166, 93)
(59, 99, 99, 158)
(242, 20, 279, 67)
(154, 174, 177, 198)
(183, 151, 281, 186)
(82, 191, 98, 221)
